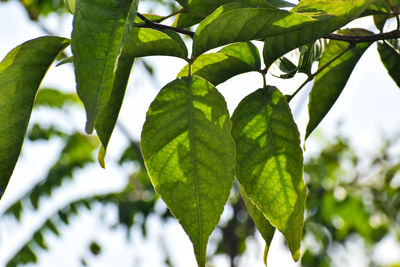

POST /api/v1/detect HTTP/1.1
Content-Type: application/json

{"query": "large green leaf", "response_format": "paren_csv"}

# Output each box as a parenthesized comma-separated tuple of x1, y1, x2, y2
(141, 76, 235, 267)
(124, 28, 188, 58)
(173, 0, 293, 29)
(177, 42, 260, 85)
(231, 86, 306, 261)
(71, 0, 138, 133)
(378, 40, 400, 88)
(263, 0, 376, 67)
(240, 185, 275, 266)
(0, 36, 70, 199)
(306, 29, 373, 139)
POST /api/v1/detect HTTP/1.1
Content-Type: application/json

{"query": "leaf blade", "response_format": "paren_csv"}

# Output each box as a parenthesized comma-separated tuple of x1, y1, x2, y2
(0, 36, 70, 198)
(71, 0, 138, 133)
(231, 86, 306, 261)
(177, 42, 260, 85)
(306, 29, 373, 139)
(141, 76, 235, 267)
(377, 40, 400, 88)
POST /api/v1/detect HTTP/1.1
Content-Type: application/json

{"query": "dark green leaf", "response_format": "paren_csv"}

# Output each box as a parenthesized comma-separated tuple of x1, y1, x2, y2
(177, 42, 260, 85)
(95, 57, 134, 166)
(306, 29, 373, 139)
(240, 185, 275, 265)
(89, 241, 102, 255)
(263, 0, 375, 67)
(378, 40, 400, 88)
(231, 86, 306, 261)
(71, 0, 138, 133)
(0, 36, 70, 199)
(141, 76, 235, 267)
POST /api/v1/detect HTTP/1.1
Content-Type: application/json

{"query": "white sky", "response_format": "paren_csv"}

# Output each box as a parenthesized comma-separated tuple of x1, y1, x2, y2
(1, 1, 400, 267)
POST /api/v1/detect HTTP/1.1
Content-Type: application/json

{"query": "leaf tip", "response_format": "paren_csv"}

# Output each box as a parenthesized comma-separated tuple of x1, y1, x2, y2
(98, 146, 106, 169)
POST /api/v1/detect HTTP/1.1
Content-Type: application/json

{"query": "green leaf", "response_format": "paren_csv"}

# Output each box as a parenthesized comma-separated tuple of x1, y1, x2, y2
(263, 0, 376, 68)
(173, 0, 294, 28)
(141, 76, 235, 267)
(34, 88, 80, 108)
(124, 28, 188, 58)
(71, 0, 138, 133)
(306, 29, 373, 139)
(240, 185, 275, 266)
(177, 42, 260, 85)
(0, 36, 70, 199)
(231, 86, 306, 261)
(378, 40, 400, 88)
(65, 0, 76, 14)
(94, 57, 135, 165)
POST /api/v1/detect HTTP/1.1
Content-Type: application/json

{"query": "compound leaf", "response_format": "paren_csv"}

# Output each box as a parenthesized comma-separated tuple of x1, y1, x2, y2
(0, 36, 70, 198)
(178, 42, 260, 85)
(231, 86, 306, 261)
(306, 29, 373, 139)
(141, 76, 235, 267)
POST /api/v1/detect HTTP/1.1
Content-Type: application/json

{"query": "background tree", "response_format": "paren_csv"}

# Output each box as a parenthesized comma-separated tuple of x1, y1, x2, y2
(0, 0, 400, 266)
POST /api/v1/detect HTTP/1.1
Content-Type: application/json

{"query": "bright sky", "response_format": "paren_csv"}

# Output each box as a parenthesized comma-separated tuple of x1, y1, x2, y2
(1, 1, 400, 267)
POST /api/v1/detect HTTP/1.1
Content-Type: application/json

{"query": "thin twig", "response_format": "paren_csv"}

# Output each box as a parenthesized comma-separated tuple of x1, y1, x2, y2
(287, 44, 354, 102)
(326, 30, 400, 44)
(136, 12, 195, 38)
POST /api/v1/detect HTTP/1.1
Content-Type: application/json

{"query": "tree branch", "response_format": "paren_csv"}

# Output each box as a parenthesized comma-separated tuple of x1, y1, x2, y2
(135, 12, 195, 38)
(326, 29, 400, 44)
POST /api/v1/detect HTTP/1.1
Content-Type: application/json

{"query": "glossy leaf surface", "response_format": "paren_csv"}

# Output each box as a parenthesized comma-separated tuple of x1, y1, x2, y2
(378, 40, 400, 88)
(141, 76, 235, 267)
(240, 185, 275, 265)
(71, 0, 138, 133)
(0, 36, 70, 198)
(231, 86, 306, 261)
(178, 42, 260, 85)
(306, 29, 373, 139)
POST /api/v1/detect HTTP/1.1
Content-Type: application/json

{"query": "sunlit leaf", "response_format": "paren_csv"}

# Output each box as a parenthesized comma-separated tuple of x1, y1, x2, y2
(231, 86, 306, 261)
(0, 36, 70, 199)
(378, 40, 400, 88)
(240, 185, 275, 265)
(177, 42, 260, 85)
(263, 0, 375, 67)
(306, 29, 373, 139)
(173, 0, 292, 29)
(124, 28, 188, 58)
(141, 76, 235, 267)
(71, 0, 138, 133)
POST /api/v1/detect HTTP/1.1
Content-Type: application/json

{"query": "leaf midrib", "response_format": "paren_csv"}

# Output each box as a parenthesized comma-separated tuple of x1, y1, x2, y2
(187, 78, 203, 247)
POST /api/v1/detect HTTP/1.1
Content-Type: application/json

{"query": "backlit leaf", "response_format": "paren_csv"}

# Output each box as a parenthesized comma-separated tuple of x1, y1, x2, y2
(0, 36, 70, 199)
(378, 40, 400, 88)
(71, 0, 138, 133)
(124, 28, 188, 58)
(34, 88, 80, 108)
(177, 42, 260, 85)
(240, 185, 275, 266)
(231, 86, 306, 261)
(306, 29, 373, 139)
(263, 0, 375, 67)
(141, 76, 235, 267)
